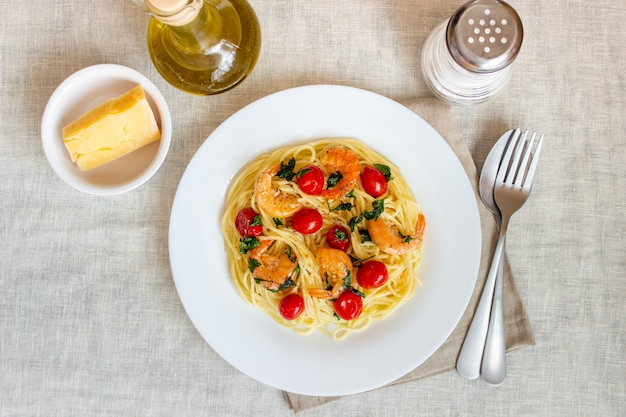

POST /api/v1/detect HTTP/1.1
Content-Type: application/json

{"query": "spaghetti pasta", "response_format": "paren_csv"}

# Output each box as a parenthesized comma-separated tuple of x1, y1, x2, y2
(220, 138, 424, 340)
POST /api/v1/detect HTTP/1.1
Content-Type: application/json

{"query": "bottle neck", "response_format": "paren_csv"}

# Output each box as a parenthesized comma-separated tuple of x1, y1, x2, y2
(151, 1, 223, 53)
(145, 0, 203, 27)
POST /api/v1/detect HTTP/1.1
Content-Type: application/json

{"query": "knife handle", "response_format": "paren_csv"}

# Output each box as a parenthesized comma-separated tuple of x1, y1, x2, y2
(456, 231, 505, 380)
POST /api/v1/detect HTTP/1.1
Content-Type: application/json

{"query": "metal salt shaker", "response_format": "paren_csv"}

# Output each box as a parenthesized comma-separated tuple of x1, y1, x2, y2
(421, 0, 523, 104)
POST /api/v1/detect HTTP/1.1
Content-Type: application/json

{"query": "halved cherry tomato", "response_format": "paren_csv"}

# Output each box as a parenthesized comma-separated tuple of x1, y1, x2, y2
(291, 208, 323, 234)
(360, 166, 388, 197)
(279, 293, 305, 320)
(326, 224, 351, 252)
(334, 290, 363, 320)
(296, 165, 324, 195)
(235, 208, 263, 237)
(356, 260, 388, 289)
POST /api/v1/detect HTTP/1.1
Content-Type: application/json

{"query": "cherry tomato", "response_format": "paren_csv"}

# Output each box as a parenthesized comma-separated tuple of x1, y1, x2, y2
(235, 208, 263, 237)
(291, 208, 323, 234)
(296, 165, 325, 195)
(356, 260, 388, 289)
(326, 224, 351, 251)
(360, 166, 388, 197)
(334, 290, 363, 320)
(279, 293, 305, 320)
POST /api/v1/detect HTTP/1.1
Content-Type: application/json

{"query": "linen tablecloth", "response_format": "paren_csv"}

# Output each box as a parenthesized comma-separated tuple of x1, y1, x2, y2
(1, 0, 624, 416)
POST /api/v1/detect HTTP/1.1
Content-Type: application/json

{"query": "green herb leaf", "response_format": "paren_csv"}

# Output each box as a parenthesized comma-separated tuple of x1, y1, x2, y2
(327, 171, 343, 188)
(239, 237, 260, 254)
(323, 272, 331, 287)
(342, 270, 352, 289)
(273, 218, 283, 227)
(332, 202, 354, 212)
(277, 277, 296, 291)
(349, 254, 374, 267)
(285, 247, 297, 263)
(348, 215, 363, 232)
(248, 258, 262, 272)
(348, 286, 365, 298)
(345, 189, 356, 198)
(359, 229, 371, 243)
(374, 164, 393, 181)
(400, 232, 413, 243)
(250, 214, 262, 227)
(276, 157, 296, 181)
(296, 167, 311, 178)
(363, 199, 385, 220)
(334, 228, 348, 241)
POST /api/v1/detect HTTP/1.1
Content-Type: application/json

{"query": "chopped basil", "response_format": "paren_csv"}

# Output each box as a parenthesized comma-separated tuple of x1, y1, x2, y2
(359, 229, 371, 243)
(285, 247, 297, 263)
(332, 202, 354, 212)
(276, 157, 296, 181)
(400, 232, 414, 243)
(276, 277, 296, 292)
(363, 199, 385, 220)
(273, 218, 283, 227)
(347, 286, 365, 298)
(239, 237, 260, 254)
(374, 163, 393, 181)
(250, 214, 262, 227)
(345, 189, 356, 198)
(333, 228, 348, 241)
(348, 215, 363, 232)
(327, 171, 343, 188)
(342, 270, 352, 289)
(349, 254, 374, 267)
(248, 258, 261, 272)
(322, 272, 331, 287)
(296, 167, 311, 178)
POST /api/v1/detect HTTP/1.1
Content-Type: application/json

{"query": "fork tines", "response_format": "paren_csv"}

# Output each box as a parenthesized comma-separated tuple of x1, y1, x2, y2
(500, 130, 544, 189)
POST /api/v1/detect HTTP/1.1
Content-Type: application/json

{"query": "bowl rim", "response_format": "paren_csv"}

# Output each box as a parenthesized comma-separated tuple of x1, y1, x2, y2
(41, 63, 172, 196)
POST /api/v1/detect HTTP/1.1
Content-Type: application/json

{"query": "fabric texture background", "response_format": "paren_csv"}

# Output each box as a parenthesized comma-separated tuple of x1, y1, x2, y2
(1, 0, 624, 416)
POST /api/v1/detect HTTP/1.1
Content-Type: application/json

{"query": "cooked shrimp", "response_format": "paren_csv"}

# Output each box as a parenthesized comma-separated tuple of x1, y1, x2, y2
(367, 213, 426, 256)
(319, 147, 360, 200)
(308, 247, 353, 299)
(254, 164, 302, 218)
(249, 240, 298, 291)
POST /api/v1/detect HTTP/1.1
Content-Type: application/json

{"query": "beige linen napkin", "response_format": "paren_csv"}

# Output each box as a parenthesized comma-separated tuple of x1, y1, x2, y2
(284, 98, 536, 413)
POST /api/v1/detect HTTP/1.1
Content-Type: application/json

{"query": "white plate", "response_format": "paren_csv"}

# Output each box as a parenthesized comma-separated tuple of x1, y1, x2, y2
(169, 85, 481, 396)
(41, 64, 172, 196)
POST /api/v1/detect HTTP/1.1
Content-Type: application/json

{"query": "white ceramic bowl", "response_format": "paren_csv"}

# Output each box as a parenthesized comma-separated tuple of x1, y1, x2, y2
(41, 64, 172, 196)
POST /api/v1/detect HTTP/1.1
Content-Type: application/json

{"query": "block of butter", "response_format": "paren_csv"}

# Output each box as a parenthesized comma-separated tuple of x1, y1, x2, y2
(62, 84, 161, 171)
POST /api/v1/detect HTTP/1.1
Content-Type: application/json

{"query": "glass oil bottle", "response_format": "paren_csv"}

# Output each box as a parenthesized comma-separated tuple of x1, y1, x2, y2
(143, 0, 261, 95)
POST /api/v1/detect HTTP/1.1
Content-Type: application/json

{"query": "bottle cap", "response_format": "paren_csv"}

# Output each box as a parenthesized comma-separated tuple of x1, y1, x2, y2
(446, 0, 523, 73)
(144, 0, 202, 26)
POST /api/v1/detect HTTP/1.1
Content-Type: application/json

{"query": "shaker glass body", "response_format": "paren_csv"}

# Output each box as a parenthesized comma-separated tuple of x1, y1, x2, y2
(421, 20, 513, 105)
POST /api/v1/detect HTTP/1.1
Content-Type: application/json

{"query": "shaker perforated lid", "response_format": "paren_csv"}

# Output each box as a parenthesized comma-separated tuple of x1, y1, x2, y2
(446, 0, 523, 73)
(144, 0, 202, 26)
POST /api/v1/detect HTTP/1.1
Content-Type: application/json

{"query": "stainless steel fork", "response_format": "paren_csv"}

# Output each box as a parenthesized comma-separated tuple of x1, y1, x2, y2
(457, 130, 544, 384)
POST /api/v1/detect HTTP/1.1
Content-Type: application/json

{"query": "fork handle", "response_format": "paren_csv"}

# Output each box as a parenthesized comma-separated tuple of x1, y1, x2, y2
(481, 247, 507, 385)
(456, 219, 508, 380)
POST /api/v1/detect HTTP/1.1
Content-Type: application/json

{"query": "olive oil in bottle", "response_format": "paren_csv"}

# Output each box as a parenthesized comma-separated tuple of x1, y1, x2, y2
(144, 0, 261, 95)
